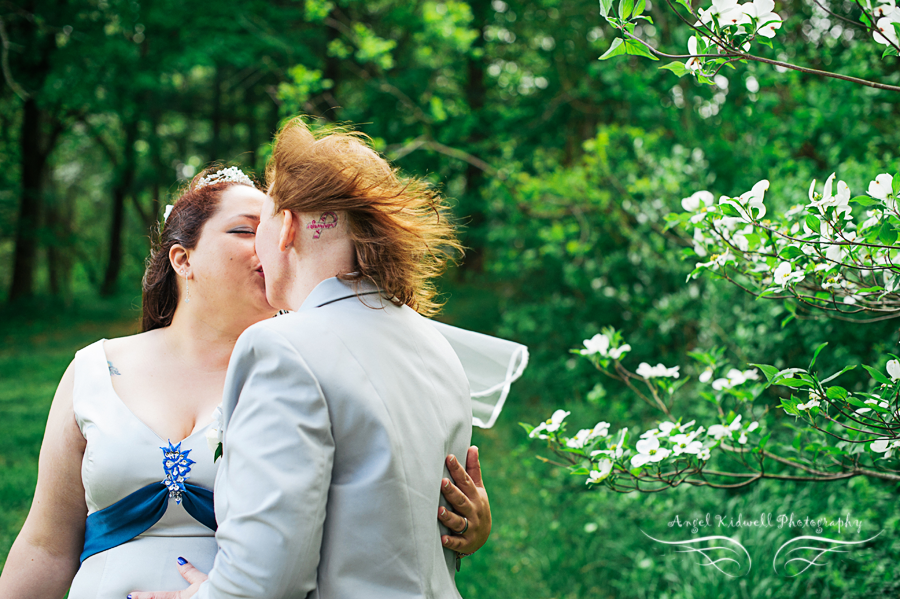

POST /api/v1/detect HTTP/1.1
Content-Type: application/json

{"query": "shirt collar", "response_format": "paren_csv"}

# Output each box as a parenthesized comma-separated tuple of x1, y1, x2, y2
(297, 276, 382, 312)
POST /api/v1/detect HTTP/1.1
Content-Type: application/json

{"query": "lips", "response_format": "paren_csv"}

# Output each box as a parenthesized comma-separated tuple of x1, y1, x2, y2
(255, 266, 264, 278)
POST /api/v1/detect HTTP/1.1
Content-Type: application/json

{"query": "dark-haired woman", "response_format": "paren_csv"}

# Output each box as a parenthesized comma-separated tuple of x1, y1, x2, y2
(0, 170, 516, 598)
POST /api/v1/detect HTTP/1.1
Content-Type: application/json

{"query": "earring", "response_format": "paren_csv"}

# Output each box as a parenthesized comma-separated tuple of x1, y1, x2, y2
(181, 268, 190, 303)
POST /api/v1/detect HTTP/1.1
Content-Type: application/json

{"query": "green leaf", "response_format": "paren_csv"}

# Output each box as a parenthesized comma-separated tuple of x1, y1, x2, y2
(879, 220, 898, 245)
(776, 378, 812, 388)
(820, 364, 855, 384)
(825, 386, 847, 401)
(659, 61, 690, 77)
(893, 170, 900, 196)
(851, 195, 881, 207)
(809, 342, 828, 370)
(862, 364, 892, 386)
(674, 0, 691, 9)
(618, 0, 635, 19)
(720, 203, 741, 217)
(805, 214, 821, 233)
(599, 0, 615, 17)
(214, 442, 223, 462)
(750, 363, 780, 382)
(779, 246, 804, 260)
(599, 38, 627, 60)
(633, 0, 646, 17)
(624, 39, 659, 60)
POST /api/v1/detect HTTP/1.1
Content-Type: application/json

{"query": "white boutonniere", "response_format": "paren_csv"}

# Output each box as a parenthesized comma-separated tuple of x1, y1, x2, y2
(206, 405, 224, 462)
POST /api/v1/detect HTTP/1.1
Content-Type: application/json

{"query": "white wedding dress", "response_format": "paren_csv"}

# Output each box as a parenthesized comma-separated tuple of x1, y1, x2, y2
(65, 323, 527, 597)
(68, 340, 219, 598)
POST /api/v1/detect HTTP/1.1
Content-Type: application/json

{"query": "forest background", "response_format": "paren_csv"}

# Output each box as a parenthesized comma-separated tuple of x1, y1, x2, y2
(1, 0, 899, 597)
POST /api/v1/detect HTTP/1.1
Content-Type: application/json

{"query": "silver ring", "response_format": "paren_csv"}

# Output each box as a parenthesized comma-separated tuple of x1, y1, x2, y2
(453, 517, 469, 535)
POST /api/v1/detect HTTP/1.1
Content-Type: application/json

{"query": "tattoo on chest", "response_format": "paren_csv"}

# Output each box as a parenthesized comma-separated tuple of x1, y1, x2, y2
(306, 211, 338, 239)
(108, 361, 122, 376)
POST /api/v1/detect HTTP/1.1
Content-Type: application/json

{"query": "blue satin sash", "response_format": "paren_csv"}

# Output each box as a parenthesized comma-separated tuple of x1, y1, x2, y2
(80, 481, 216, 563)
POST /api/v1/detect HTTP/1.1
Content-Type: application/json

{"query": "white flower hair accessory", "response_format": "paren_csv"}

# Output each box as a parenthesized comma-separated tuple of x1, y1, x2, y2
(163, 204, 175, 222)
(195, 166, 255, 190)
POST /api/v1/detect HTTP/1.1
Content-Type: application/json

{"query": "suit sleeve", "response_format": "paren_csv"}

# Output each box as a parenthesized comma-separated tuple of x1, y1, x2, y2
(196, 324, 334, 599)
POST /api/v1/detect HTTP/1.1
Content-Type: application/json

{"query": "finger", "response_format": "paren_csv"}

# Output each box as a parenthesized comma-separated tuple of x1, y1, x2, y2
(441, 534, 468, 552)
(440, 477, 473, 513)
(128, 592, 181, 599)
(465, 446, 484, 488)
(176, 557, 208, 586)
(438, 505, 468, 534)
(446, 454, 476, 496)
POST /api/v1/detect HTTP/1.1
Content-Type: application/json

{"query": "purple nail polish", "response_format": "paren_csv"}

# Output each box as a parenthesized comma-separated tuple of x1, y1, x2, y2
(177, 556, 187, 565)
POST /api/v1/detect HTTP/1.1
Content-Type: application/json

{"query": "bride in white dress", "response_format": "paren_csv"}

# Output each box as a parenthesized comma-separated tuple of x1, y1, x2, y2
(0, 168, 523, 598)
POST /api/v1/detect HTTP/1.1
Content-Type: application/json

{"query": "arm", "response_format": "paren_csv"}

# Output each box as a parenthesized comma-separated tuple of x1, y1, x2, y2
(196, 325, 334, 599)
(0, 361, 88, 598)
(438, 446, 491, 555)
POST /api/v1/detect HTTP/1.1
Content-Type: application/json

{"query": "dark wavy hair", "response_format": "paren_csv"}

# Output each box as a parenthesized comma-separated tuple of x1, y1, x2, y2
(141, 168, 256, 331)
(266, 118, 463, 317)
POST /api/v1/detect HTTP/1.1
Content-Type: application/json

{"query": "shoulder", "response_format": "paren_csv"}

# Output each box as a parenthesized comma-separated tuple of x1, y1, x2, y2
(102, 329, 163, 364)
(237, 311, 337, 353)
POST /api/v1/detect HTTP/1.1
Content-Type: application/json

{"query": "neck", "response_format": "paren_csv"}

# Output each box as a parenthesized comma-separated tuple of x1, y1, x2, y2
(285, 257, 355, 310)
(165, 306, 247, 371)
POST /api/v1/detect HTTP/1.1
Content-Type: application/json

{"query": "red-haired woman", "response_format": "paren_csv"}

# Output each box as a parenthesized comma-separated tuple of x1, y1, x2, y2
(0, 164, 517, 597)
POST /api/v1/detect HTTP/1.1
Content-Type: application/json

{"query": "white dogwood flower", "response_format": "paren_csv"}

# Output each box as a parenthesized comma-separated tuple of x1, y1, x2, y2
(874, 15, 900, 45)
(636, 362, 681, 379)
(587, 458, 614, 484)
(566, 421, 611, 448)
(682, 190, 716, 222)
(580, 333, 631, 360)
(529, 409, 570, 439)
(631, 436, 672, 468)
(868, 173, 894, 200)
(686, 36, 703, 72)
(711, 368, 759, 390)
(888, 359, 900, 382)
(809, 173, 852, 219)
(797, 398, 820, 411)
(871, 438, 900, 458)
(773, 261, 804, 289)
(712, 0, 751, 24)
(741, 0, 782, 37)
(670, 431, 703, 455)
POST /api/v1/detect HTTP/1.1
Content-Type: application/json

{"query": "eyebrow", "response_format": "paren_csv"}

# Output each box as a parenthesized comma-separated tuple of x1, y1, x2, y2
(233, 214, 260, 222)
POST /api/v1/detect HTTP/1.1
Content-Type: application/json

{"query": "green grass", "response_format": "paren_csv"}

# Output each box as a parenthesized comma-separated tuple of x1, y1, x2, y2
(1, 294, 899, 597)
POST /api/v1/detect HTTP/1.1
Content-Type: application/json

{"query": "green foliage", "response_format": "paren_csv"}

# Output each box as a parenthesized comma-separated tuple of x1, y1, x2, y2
(3, 0, 900, 593)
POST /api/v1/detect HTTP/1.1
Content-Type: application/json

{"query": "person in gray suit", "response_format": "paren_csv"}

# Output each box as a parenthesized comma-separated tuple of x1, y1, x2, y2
(133, 118, 482, 599)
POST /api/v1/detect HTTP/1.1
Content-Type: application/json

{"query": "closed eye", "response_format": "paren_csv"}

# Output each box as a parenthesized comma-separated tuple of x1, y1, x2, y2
(229, 229, 256, 235)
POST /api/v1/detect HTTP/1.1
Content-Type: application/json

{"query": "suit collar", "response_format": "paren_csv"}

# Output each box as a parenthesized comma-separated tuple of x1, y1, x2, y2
(298, 276, 382, 312)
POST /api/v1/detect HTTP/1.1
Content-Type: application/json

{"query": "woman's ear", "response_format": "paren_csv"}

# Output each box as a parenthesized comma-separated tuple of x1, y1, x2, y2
(169, 245, 191, 277)
(278, 209, 297, 252)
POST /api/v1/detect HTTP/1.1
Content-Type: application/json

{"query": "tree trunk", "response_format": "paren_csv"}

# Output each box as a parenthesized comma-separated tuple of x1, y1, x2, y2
(100, 118, 138, 296)
(9, 98, 45, 300)
(459, 0, 490, 274)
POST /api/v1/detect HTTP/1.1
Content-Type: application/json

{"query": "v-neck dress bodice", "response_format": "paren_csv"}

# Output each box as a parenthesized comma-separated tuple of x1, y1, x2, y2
(68, 340, 220, 598)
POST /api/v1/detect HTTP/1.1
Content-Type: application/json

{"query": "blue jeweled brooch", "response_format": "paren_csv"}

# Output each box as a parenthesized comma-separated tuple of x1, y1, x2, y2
(161, 440, 195, 503)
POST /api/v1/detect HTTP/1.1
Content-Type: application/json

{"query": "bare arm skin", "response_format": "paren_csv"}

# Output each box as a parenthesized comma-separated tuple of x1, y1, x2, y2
(0, 361, 89, 598)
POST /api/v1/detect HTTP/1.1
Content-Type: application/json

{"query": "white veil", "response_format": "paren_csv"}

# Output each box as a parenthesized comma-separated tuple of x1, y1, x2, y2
(430, 321, 529, 429)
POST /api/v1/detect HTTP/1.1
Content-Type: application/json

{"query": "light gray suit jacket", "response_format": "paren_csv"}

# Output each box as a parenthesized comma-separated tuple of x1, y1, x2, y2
(196, 277, 472, 599)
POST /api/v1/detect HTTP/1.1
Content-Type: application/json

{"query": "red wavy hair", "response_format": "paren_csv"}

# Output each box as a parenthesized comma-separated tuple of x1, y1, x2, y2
(265, 118, 462, 317)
